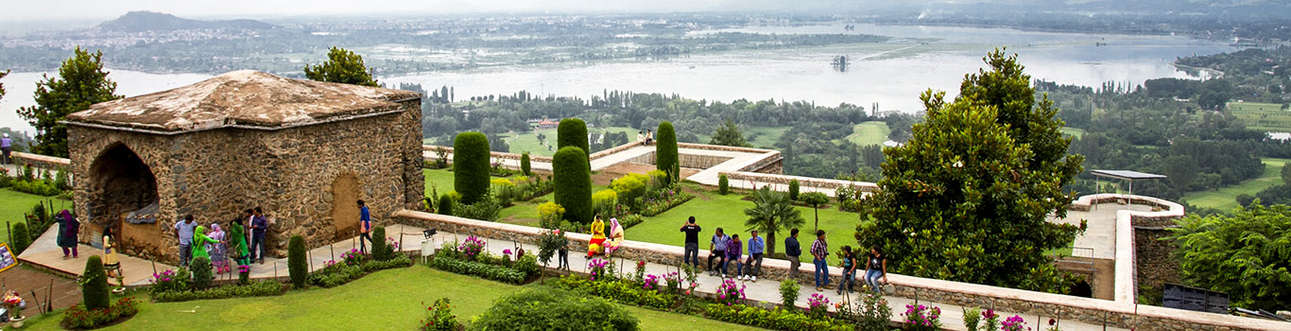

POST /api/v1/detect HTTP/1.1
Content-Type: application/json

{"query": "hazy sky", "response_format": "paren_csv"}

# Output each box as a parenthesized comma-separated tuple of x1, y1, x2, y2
(2, 0, 885, 21)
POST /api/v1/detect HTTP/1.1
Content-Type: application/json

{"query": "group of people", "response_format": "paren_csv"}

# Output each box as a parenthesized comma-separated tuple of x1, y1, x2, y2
(172, 207, 267, 271)
(585, 216, 625, 257)
(680, 216, 888, 293)
(636, 129, 654, 146)
(53, 210, 120, 280)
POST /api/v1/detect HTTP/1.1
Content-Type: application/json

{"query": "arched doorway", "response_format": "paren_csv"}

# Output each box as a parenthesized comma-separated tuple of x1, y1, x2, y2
(330, 174, 361, 241)
(88, 143, 159, 256)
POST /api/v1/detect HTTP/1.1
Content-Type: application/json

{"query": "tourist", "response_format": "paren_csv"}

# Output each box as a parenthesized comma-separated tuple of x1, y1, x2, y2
(228, 217, 250, 266)
(102, 227, 121, 280)
(0, 133, 11, 165)
(637, 131, 646, 146)
(209, 223, 230, 274)
(358, 200, 372, 254)
(837, 246, 857, 294)
(743, 230, 764, 281)
(679, 216, 702, 269)
(249, 207, 268, 263)
(174, 215, 197, 267)
(706, 228, 729, 276)
(645, 129, 654, 144)
(864, 247, 889, 293)
(785, 228, 801, 278)
(55, 210, 79, 258)
(811, 230, 829, 291)
(725, 234, 742, 279)
(190, 225, 220, 264)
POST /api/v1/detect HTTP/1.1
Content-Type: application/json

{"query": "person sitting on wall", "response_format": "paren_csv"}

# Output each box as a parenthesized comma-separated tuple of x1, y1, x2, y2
(587, 216, 607, 258)
(645, 129, 654, 144)
(605, 217, 625, 255)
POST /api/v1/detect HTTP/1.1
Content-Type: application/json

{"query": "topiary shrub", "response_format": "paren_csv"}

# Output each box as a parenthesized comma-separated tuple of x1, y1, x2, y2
(371, 226, 390, 261)
(288, 235, 308, 288)
(553, 146, 592, 224)
(54, 167, 71, 191)
(557, 118, 589, 158)
(718, 174, 730, 195)
(472, 289, 638, 331)
(81, 256, 110, 310)
(10, 222, 30, 255)
(655, 121, 679, 183)
(189, 256, 213, 290)
(453, 132, 491, 204)
(788, 179, 800, 200)
(437, 194, 455, 215)
(521, 152, 532, 176)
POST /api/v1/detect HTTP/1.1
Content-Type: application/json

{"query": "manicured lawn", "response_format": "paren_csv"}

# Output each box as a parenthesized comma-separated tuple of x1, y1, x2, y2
(1228, 101, 1291, 131)
(504, 126, 640, 157)
(19, 267, 755, 330)
(0, 188, 72, 243)
(633, 188, 866, 264)
(423, 168, 455, 195)
(1182, 158, 1291, 211)
(844, 121, 890, 146)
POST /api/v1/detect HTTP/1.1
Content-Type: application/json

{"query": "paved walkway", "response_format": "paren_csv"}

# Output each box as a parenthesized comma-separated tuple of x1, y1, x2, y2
(1049, 203, 1154, 260)
(18, 226, 175, 287)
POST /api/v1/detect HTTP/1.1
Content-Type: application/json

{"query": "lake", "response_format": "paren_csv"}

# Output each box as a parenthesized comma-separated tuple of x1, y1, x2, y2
(0, 23, 1235, 134)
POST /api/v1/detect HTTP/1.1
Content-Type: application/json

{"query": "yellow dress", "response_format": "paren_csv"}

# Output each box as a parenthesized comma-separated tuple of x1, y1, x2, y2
(587, 217, 606, 257)
(102, 235, 120, 267)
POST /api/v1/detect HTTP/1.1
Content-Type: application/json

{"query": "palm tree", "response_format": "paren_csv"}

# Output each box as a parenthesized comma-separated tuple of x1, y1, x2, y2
(744, 186, 805, 256)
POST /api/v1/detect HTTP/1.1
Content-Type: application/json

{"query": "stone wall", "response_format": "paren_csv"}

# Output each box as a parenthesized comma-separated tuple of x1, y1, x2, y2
(68, 100, 423, 263)
(720, 171, 879, 193)
(10, 151, 71, 170)
(1134, 228, 1180, 295)
(623, 151, 734, 169)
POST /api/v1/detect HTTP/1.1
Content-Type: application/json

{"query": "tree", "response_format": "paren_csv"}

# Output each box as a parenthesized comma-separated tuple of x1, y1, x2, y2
(656, 121, 679, 182)
(17, 47, 121, 157)
(288, 235, 307, 288)
(743, 186, 804, 256)
(1281, 163, 1291, 185)
(557, 118, 589, 159)
(859, 50, 1084, 292)
(453, 132, 491, 204)
(718, 174, 730, 195)
(788, 179, 800, 201)
(799, 192, 829, 232)
(521, 152, 532, 176)
(9, 222, 30, 255)
(709, 119, 750, 147)
(371, 226, 391, 261)
(303, 47, 379, 87)
(553, 146, 592, 224)
(81, 256, 110, 310)
(1168, 203, 1291, 310)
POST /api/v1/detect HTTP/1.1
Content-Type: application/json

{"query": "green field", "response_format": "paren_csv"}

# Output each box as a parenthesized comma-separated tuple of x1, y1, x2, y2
(0, 188, 73, 243)
(1182, 158, 1291, 210)
(18, 267, 756, 330)
(696, 126, 788, 149)
(844, 121, 891, 146)
(503, 126, 640, 157)
(1228, 101, 1291, 132)
(423, 168, 456, 195)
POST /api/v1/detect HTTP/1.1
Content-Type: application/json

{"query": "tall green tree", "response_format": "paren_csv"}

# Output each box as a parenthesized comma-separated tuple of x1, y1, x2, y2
(1168, 203, 1291, 310)
(303, 47, 379, 87)
(557, 118, 589, 158)
(553, 146, 592, 224)
(17, 47, 121, 157)
(743, 186, 804, 256)
(858, 50, 1084, 293)
(453, 132, 491, 204)
(709, 119, 750, 147)
(656, 121, 679, 182)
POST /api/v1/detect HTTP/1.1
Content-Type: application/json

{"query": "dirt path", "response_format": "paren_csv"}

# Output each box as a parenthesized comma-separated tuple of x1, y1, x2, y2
(0, 265, 81, 313)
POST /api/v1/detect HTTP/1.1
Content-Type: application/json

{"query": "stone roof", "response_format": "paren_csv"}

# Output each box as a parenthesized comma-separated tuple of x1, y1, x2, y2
(66, 70, 420, 133)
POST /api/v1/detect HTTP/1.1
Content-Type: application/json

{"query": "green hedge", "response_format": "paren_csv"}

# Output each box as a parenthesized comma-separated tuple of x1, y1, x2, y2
(437, 194, 455, 215)
(453, 132, 491, 204)
(152, 281, 285, 302)
(472, 289, 639, 331)
(718, 174, 730, 195)
(555, 276, 674, 309)
(788, 179, 800, 200)
(704, 304, 853, 331)
(430, 256, 527, 284)
(10, 222, 30, 255)
(82, 256, 110, 310)
(553, 146, 592, 224)
(371, 226, 390, 261)
(190, 256, 213, 290)
(288, 235, 307, 288)
(656, 121, 679, 182)
(521, 152, 532, 175)
(557, 118, 589, 158)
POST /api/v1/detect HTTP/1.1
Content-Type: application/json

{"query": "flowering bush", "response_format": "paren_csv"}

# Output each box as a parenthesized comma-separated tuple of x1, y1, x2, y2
(902, 304, 943, 331)
(341, 248, 366, 266)
(60, 297, 139, 329)
(458, 236, 486, 260)
(388, 237, 401, 252)
(537, 229, 567, 266)
(982, 308, 1001, 330)
(149, 269, 189, 295)
(237, 264, 251, 285)
(633, 260, 647, 282)
(642, 273, 662, 291)
(779, 279, 801, 308)
(588, 258, 609, 281)
(419, 298, 461, 331)
(715, 278, 746, 306)
(640, 185, 694, 216)
(1001, 315, 1030, 331)
(663, 271, 681, 293)
(806, 293, 831, 319)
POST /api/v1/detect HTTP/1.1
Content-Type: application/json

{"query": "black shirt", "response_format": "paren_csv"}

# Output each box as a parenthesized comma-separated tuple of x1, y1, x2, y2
(681, 224, 702, 244)
(868, 254, 883, 271)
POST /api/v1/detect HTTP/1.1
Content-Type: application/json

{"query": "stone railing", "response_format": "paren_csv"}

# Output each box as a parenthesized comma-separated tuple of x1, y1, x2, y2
(422, 145, 554, 164)
(676, 142, 776, 154)
(10, 152, 71, 170)
(587, 141, 646, 161)
(719, 171, 879, 192)
(392, 205, 1286, 331)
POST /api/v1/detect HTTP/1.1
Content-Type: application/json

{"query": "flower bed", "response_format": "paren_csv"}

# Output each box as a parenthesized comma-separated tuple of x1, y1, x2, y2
(311, 249, 414, 288)
(152, 281, 285, 302)
(640, 186, 694, 217)
(704, 304, 853, 331)
(428, 238, 540, 284)
(430, 256, 527, 284)
(60, 297, 139, 330)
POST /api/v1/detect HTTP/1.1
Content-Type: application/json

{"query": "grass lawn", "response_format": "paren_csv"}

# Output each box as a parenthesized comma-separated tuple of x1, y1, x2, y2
(632, 188, 866, 264)
(504, 126, 640, 157)
(1228, 101, 1291, 132)
(744, 126, 790, 148)
(19, 267, 755, 331)
(1182, 158, 1291, 211)
(0, 188, 72, 243)
(424, 168, 456, 195)
(1059, 127, 1085, 139)
(844, 121, 890, 146)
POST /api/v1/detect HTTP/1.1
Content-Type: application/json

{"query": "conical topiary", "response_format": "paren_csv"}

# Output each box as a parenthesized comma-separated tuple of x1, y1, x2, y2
(82, 256, 110, 310)
(288, 235, 307, 288)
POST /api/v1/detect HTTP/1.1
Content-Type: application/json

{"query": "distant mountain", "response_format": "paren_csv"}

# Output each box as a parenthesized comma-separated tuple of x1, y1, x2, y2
(95, 11, 274, 32)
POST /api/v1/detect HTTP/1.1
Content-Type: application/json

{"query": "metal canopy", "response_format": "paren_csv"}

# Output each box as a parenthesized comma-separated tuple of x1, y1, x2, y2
(1091, 169, 1166, 197)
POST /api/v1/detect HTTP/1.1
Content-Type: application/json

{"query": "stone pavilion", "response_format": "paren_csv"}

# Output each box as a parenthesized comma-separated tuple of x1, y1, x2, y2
(63, 70, 424, 262)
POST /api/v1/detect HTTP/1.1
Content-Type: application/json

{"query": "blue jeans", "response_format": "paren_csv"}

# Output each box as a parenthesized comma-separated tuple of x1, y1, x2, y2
(813, 258, 829, 287)
(865, 269, 884, 292)
(179, 243, 192, 267)
(250, 233, 267, 260)
(838, 269, 856, 293)
(683, 243, 700, 268)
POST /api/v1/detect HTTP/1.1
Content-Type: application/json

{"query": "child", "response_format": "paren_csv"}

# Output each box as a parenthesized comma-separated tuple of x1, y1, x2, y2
(837, 246, 856, 294)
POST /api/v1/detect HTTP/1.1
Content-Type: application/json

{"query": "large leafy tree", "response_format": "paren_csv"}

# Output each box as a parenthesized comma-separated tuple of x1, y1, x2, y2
(709, 119, 750, 147)
(18, 47, 121, 157)
(1168, 203, 1291, 310)
(303, 47, 379, 87)
(858, 49, 1084, 292)
(744, 186, 804, 256)
(0, 69, 9, 100)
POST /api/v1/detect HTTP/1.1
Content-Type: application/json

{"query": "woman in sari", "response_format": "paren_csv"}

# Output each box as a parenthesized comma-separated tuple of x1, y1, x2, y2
(605, 218, 624, 255)
(190, 226, 218, 261)
(227, 217, 250, 266)
(208, 223, 230, 274)
(102, 227, 122, 282)
(586, 216, 606, 258)
(55, 210, 79, 258)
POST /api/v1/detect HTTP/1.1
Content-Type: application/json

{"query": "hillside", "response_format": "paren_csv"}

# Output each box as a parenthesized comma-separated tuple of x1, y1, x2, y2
(95, 11, 274, 32)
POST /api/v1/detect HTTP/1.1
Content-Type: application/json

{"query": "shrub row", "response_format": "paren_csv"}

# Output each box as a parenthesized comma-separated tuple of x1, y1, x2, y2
(310, 254, 414, 288)
(704, 304, 853, 331)
(60, 297, 140, 330)
(471, 289, 638, 331)
(555, 275, 674, 309)
(9, 178, 61, 196)
(152, 280, 286, 302)
(429, 256, 527, 284)
(640, 191, 694, 217)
